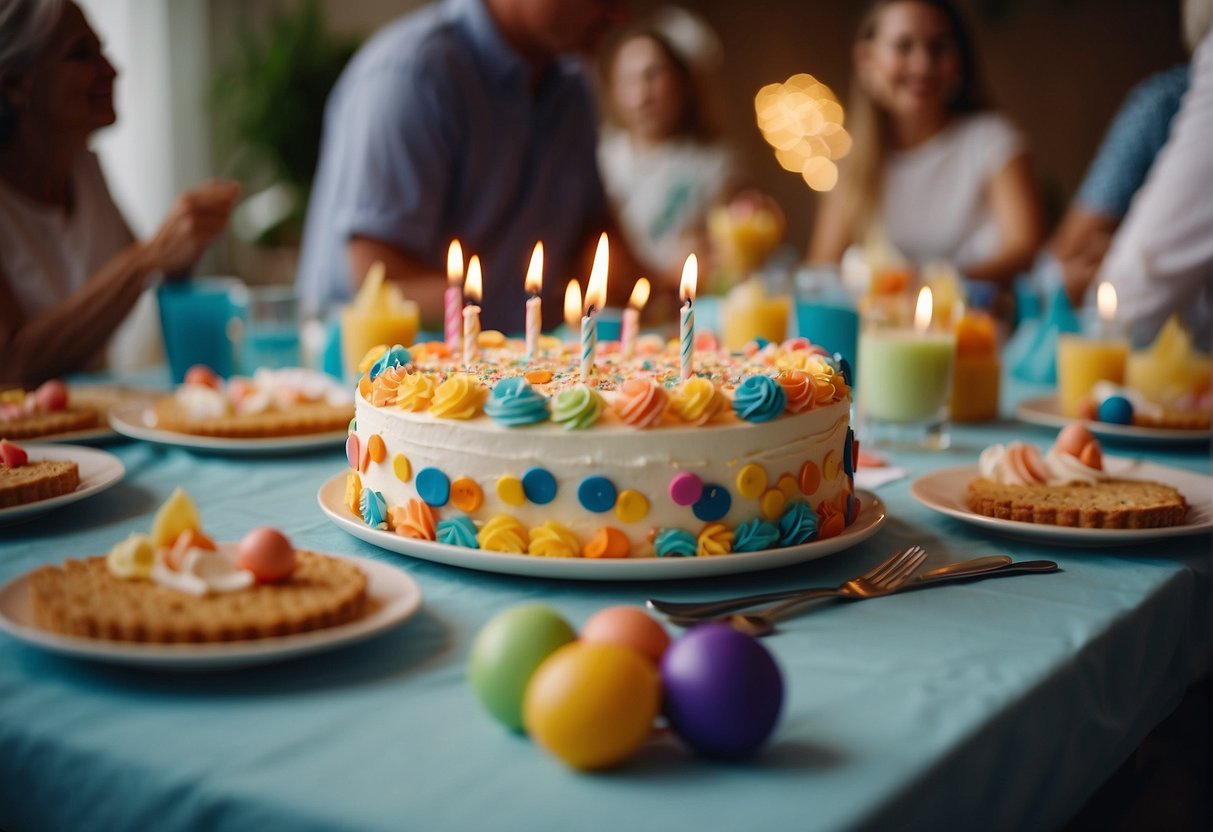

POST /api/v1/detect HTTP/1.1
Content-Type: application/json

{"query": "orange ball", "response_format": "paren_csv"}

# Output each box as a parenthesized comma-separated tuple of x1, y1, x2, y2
(581, 606, 670, 665)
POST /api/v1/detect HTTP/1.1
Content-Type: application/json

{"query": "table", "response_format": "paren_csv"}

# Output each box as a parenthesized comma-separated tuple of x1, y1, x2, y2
(1, 378, 1208, 831)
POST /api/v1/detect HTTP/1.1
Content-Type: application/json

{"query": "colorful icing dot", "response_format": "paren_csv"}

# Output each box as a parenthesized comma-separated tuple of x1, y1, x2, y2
(415, 467, 451, 507)
(799, 460, 821, 496)
(496, 475, 526, 507)
(777, 474, 799, 500)
(823, 450, 841, 481)
(668, 472, 703, 506)
(522, 467, 558, 505)
(367, 434, 386, 464)
(345, 434, 360, 470)
(451, 477, 484, 512)
(393, 453, 412, 482)
(843, 428, 856, 477)
(760, 488, 787, 521)
(615, 489, 649, 523)
(347, 417, 356, 435)
(692, 483, 732, 522)
(735, 463, 768, 500)
(578, 476, 618, 513)
(584, 527, 630, 558)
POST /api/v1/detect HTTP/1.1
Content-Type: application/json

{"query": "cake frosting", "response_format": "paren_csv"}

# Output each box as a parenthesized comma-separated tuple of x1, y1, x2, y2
(978, 424, 1107, 486)
(346, 337, 860, 558)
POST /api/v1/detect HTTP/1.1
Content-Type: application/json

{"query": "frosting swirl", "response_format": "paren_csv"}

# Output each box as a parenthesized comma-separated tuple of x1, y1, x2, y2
(371, 365, 407, 407)
(613, 377, 669, 429)
(978, 443, 1048, 486)
(106, 533, 156, 579)
(395, 372, 439, 412)
(430, 373, 487, 419)
(777, 500, 818, 546)
(477, 515, 529, 553)
(360, 488, 388, 530)
(369, 345, 412, 381)
(551, 384, 604, 430)
(654, 528, 696, 558)
(732, 375, 787, 423)
(669, 378, 727, 425)
(732, 518, 780, 553)
(1044, 447, 1108, 485)
(776, 370, 814, 414)
(484, 377, 550, 427)
(437, 515, 479, 548)
(696, 522, 734, 556)
(391, 498, 437, 540)
(528, 521, 581, 557)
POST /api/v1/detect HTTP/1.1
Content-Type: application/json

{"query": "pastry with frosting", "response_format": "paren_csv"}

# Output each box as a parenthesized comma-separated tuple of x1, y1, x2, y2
(966, 424, 1187, 528)
(0, 380, 100, 440)
(0, 439, 80, 508)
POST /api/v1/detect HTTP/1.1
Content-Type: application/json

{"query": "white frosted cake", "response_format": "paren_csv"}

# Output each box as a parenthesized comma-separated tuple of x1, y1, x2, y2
(343, 336, 859, 558)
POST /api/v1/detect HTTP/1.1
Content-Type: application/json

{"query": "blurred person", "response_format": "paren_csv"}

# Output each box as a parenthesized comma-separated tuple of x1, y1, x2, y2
(0, 0, 238, 386)
(808, 0, 1044, 288)
(297, 0, 640, 333)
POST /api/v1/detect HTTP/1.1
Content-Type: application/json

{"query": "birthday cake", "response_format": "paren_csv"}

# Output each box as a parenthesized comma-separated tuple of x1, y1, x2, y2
(344, 336, 859, 558)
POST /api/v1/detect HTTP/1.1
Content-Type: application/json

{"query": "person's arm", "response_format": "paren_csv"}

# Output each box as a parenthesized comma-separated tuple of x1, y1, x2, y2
(0, 180, 238, 386)
(961, 152, 1045, 285)
(806, 186, 852, 265)
(1049, 206, 1119, 307)
(348, 236, 448, 327)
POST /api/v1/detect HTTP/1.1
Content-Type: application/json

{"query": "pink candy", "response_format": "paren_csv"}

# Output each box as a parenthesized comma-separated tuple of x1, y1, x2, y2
(669, 472, 703, 506)
(33, 380, 68, 412)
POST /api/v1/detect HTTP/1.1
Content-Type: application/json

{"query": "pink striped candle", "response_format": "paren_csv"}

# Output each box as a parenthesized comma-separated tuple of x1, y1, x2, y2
(445, 240, 463, 350)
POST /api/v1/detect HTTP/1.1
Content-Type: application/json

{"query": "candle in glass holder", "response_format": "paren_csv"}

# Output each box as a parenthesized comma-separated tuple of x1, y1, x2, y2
(444, 240, 463, 351)
(621, 277, 650, 359)
(1057, 282, 1127, 417)
(463, 255, 482, 367)
(581, 233, 609, 382)
(679, 255, 697, 380)
(524, 242, 543, 364)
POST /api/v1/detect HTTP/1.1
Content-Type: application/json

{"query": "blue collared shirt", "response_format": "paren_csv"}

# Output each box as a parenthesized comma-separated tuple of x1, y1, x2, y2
(297, 0, 606, 331)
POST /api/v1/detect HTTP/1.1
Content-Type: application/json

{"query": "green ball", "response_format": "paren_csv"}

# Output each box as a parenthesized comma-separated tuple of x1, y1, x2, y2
(468, 604, 577, 731)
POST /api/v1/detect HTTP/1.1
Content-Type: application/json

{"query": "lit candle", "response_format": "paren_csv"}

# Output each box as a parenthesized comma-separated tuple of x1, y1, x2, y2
(621, 277, 650, 359)
(679, 255, 697, 380)
(563, 280, 582, 332)
(1057, 281, 1128, 417)
(444, 240, 464, 351)
(524, 242, 544, 364)
(463, 255, 482, 368)
(581, 233, 609, 382)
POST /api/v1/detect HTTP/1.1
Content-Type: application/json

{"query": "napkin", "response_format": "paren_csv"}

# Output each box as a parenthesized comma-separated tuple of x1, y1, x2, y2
(855, 466, 908, 490)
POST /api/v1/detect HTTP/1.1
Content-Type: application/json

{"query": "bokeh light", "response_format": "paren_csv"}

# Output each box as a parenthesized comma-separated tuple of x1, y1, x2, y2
(754, 74, 849, 192)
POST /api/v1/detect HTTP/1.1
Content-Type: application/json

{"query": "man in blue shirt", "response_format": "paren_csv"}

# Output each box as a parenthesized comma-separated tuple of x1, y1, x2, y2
(298, 0, 631, 332)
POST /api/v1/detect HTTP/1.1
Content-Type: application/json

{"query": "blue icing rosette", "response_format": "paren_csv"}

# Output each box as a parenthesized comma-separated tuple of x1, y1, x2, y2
(732, 518, 781, 552)
(777, 500, 818, 547)
(654, 528, 697, 558)
(484, 376, 550, 427)
(368, 345, 412, 380)
(437, 515, 479, 548)
(359, 488, 388, 530)
(732, 375, 787, 423)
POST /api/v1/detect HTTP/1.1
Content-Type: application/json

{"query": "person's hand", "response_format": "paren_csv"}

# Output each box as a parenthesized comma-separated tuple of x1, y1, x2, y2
(1060, 229, 1112, 308)
(147, 179, 241, 274)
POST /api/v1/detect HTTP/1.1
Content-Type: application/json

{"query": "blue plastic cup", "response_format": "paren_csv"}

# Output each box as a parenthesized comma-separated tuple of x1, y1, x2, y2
(157, 277, 244, 383)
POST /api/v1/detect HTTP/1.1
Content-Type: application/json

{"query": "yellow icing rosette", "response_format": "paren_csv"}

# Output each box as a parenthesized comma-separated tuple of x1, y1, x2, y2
(477, 515, 529, 553)
(396, 371, 439, 412)
(527, 521, 581, 558)
(697, 522, 734, 556)
(357, 344, 389, 375)
(669, 378, 727, 426)
(430, 373, 487, 419)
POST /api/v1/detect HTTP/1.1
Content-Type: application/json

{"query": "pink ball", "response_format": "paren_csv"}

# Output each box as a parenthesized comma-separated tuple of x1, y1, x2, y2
(184, 365, 221, 389)
(237, 527, 297, 583)
(34, 380, 68, 411)
(581, 606, 670, 665)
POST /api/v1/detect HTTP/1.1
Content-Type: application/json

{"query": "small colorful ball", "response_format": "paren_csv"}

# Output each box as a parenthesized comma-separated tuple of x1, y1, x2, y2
(468, 604, 576, 732)
(523, 642, 660, 770)
(581, 606, 670, 665)
(1097, 395, 1134, 425)
(661, 623, 784, 759)
(236, 527, 296, 583)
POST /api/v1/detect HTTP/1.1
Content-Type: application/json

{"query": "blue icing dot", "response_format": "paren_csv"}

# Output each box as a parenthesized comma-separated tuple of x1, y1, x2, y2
(843, 427, 855, 477)
(732, 375, 787, 423)
(846, 492, 859, 524)
(437, 515, 479, 548)
(359, 488, 388, 530)
(1098, 395, 1134, 425)
(415, 467, 451, 507)
(733, 518, 780, 553)
(522, 467, 558, 505)
(778, 500, 819, 547)
(484, 376, 550, 427)
(832, 352, 853, 387)
(369, 345, 412, 380)
(654, 528, 697, 558)
(578, 476, 617, 513)
(692, 483, 732, 522)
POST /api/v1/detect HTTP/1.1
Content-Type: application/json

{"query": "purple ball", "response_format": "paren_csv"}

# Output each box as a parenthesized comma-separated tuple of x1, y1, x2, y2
(660, 623, 784, 758)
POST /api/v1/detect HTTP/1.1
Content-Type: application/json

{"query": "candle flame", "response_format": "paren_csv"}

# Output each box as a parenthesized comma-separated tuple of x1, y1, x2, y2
(914, 285, 933, 333)
(628, 277, 651, 311)
(585, 232, 609, 313)
(1096, 282, 1117, 321)
(679, 254, 698, 303)
(564, 280, 582, 329)
(524, 242, 544, 295)
(464, 255, 482, 304)
(446, 240, 463, 285)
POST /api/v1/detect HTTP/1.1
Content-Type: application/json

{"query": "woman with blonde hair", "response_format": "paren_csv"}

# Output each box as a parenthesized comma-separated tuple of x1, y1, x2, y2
(808, 0, 1043, 287)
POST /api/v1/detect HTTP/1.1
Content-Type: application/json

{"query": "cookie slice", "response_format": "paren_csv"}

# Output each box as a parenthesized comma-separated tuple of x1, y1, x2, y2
(0, 460, 80, 508)
(966, 478, 1188, 529)
(1, 406, 100, 440)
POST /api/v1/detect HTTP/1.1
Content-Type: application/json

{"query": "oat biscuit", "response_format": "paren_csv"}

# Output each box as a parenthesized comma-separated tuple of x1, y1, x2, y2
(0, 460, 80, 508)
(151, 398, 354, 438)
(1, 406, 100, 440)
(966, 478, 1188, 529)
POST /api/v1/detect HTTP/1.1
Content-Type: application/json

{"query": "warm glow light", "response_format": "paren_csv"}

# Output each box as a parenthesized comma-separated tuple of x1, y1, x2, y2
(524, 242, 544, 295)
(914, 286, 933, 333)
(564, 280, 582, 330)
(464, 255, 482, 304)
(755, 73, 849, 192)
(584, 232, 609, 313)
(802, 157, 839, 192)
(627, 277, 651, 311)
(1096, 282, 1117, 322)
(446, 239, 463, 285)
(679, 254, 698, 303)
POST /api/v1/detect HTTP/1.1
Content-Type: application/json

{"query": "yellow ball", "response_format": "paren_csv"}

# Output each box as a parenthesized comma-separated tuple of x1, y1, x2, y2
(523, 642, 660, 770)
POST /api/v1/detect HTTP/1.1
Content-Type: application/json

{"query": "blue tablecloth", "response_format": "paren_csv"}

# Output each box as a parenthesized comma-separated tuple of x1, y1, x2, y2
(1, 378, 1209, 831)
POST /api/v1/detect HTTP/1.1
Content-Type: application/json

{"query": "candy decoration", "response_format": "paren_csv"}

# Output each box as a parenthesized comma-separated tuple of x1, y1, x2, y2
(692, 484, 732, 522)
(522, 467, 558, 505)
(668, 472, 703, 506)
(816, 501, 845, 540)
(345, 434, 360, 470)
(798, 460, 821, 495)
(367, 434, 386, 464)
(582, 606, 670, 664)
(614, 489, 649, 523)
(732, 375, 787, 423)
(415, 467, 451, 507)
(360, 488, 388, 530)
(696, 522, 733, 556)
(437, 515, 479, 548)
(393, 453, 412, 482)
(654, 528, 697, 558)
(391, 498, 437, 540)
(478, 515, 529, 553)
(735, 463, 768, 499)
(1098, 395, 1134, 425)
(450, 477, 484, 512)
(759, 488, 786, 521)
(344, 471, 362, 515)
(776, 474, 799, 500)
(584, 527, 631, 558)
(578, 476, 618, 513)
(528, 522, 580, 558)
(777, 500, 818, 546)
(732, 518, 780, 552)
(496, 475, 526, 507)
(842, 428, 855, 477)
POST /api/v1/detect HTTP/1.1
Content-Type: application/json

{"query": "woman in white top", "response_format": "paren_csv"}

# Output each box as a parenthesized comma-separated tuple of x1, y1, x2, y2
(808, 0, 1044, 286)
(0, 0, 238, 386)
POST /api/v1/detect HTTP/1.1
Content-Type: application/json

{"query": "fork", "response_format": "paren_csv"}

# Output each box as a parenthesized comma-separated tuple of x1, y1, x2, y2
(647, 545, 929, 621)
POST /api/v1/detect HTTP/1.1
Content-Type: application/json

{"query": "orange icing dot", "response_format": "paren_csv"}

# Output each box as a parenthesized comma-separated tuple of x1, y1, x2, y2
(524, 369, 553, 384)
(392, 453, 412, 482)
(612, 377, 668, 429)
(799, 460, 821, 495)
(367, 434, 386, 464)
(816, 500, 845, 540)
(615, 489, 649, 523)
(583, 527, 631, 558)
(358, 375, 373, 400)
(344, 471, 362, 515)
(450, 477, 484, 512)
(736, 463, 768, 499)
(777, 370, 814, 414)
(777, 474, 799, 500)
(760, 488, 787, 521)
(391, 498, 437, 540)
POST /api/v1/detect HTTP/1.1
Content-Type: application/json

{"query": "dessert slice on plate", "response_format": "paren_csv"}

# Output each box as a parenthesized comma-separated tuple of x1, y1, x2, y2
(0, 439, 79, 508)
(0, 380, 100, 440)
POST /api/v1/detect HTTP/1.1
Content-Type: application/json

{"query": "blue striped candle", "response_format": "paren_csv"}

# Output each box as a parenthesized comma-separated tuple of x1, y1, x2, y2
(580, 313, 596, 381)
